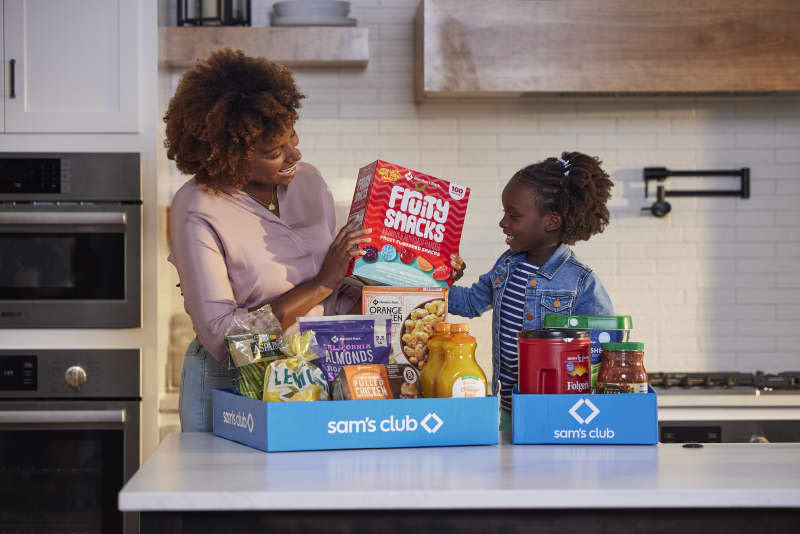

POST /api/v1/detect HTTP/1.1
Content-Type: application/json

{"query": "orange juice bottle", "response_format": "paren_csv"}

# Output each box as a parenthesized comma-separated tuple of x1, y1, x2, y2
(435, 323, 487, 398)
(420, 322, 451, 398)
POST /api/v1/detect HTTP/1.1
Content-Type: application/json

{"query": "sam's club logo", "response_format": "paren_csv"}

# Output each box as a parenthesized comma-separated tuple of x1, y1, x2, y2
(222, 409, 255, 433)
(420, 412, 443, 433)
(327, 412, 444, 435)
(554, 398, 615, 440)
(568, 398, 600, 424)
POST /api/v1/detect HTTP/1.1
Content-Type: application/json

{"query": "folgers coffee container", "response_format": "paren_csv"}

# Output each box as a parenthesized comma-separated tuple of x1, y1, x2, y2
(542, 314, 632, 392)
(518, 329, 591, 394)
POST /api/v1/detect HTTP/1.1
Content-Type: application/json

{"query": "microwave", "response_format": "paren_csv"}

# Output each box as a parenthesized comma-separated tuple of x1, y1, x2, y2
(0, 153, 141, 328)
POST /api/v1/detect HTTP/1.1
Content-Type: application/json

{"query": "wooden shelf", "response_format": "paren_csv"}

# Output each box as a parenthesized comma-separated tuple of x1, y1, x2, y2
(416, 0, 800, 101)
(159, 26, 369, 69)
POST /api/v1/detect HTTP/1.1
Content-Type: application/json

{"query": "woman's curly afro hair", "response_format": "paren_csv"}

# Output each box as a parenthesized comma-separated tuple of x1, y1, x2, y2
(512, 152, 613, 245)
(164, 48, 304, 190)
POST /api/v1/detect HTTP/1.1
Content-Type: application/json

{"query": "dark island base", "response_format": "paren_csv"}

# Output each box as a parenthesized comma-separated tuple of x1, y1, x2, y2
(141, 508, 800, 534)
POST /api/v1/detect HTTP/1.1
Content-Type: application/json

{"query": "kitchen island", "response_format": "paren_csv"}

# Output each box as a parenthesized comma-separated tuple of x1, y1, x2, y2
(120, 433, 800, 533)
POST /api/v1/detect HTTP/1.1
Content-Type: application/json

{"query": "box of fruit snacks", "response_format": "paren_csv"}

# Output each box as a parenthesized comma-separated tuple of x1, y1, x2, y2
(361, 286, 447, 372)
(346, 161, 470, 288)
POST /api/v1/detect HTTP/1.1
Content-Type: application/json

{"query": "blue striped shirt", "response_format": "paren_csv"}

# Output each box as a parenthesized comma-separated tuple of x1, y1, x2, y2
(497, 260, 539, 412)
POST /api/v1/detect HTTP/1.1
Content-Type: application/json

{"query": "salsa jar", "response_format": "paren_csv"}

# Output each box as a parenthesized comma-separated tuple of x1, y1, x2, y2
(597, 342, 648, 394)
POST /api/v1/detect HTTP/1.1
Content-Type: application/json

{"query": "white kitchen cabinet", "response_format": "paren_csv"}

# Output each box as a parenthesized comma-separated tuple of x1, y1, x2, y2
(1, 6, 5, 132)
(3, 0, 138, 133)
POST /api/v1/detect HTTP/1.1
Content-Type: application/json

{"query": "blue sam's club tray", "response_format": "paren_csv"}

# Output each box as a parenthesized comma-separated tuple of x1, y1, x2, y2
(512, 385, 658, 445)
(213, 388, 499, 452)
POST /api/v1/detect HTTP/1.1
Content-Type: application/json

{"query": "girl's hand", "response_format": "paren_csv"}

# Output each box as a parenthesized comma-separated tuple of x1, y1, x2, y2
(315, 223, 371, 290)
(450, 253, 466, 283)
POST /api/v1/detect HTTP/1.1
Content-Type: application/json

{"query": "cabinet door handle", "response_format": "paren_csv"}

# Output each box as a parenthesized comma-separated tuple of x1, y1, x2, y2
(9, 59, 16, 99)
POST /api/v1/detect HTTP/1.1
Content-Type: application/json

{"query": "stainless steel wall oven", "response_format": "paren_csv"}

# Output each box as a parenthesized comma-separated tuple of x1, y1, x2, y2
(0, 349, 140, 534)
(0, 153, 141, 328)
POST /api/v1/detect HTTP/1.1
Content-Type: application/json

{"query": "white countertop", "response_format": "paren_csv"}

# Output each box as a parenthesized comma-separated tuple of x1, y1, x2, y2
(119, 433, 800, 512)
(656, 390, 800, 421)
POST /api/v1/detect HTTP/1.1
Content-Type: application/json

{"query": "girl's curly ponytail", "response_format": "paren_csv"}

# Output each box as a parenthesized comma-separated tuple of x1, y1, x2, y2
(512, 152, 613, 245)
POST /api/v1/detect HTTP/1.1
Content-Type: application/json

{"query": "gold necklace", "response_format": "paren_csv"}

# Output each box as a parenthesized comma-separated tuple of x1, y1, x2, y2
(246, 186, 277, 212)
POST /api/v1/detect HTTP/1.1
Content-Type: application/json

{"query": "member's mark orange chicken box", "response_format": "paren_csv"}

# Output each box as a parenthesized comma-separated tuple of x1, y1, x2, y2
(346, 160, 470, 287)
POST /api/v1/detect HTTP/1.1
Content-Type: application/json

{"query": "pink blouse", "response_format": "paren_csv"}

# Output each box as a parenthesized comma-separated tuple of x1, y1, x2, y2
(168, 162, 346, 361)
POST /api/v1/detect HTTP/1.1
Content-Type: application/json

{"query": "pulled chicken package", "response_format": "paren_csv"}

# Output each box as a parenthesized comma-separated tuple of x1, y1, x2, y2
(345, 160, 470, 287)
(331, 364, 392, 401)
(297, 315, 391, 384)
(331, 363, 421, 401)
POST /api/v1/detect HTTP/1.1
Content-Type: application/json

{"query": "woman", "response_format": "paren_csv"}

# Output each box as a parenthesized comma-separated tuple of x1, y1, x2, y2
(165, 49, 369, 431)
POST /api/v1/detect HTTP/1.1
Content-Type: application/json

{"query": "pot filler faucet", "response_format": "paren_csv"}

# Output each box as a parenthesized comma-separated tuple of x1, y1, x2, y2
(641, 167, 750, 217)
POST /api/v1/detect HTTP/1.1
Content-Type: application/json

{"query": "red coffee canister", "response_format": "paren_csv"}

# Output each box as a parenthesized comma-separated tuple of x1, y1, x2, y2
(518, 329, 591, 394)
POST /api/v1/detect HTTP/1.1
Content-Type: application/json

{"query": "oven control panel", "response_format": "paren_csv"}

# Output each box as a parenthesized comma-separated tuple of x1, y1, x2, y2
(0, 350, 139, 398)
(0, 158, 70, 194)
(0, 355, 37, 390)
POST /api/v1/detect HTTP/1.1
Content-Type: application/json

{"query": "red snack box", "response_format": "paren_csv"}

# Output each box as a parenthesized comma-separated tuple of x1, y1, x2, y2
(346, 161, 470, 287)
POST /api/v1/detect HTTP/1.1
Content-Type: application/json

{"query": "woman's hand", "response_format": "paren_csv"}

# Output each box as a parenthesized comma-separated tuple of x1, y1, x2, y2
(315, 222, 372, 290)
(450, 253, 466, 283)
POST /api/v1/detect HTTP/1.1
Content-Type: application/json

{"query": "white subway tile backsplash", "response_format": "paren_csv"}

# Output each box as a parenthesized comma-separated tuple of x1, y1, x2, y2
(497, 134, 578, 150)
(339, 88, 380, 104)
(683, 289, 736, 305)
(776, 148, 800, 163)
(377, 23, 414, 41)
(736, 258, 797, 273)
(697, 243, 775, 257)
(735, 320, 796, 337)
(737, 354, 799, 373)
(377, 134, 419, 149)
(340, 134, 382, 149)
(379, 88, 414, 104)
(698, 273, 776, 289)
(298, 104, 340, 119)
(734, 212, 775, 226)
(737, 289, 800, 304)
(419, 150, 459, 165)
(776, 273, 800, 287)
(159, 6, 800, 374)
(657, 258, 733, 274)
(777, 305, 800, 319)
(737, 227, 800, 242)
(776, 243, 800, 257)
(617, 118, 671, 133)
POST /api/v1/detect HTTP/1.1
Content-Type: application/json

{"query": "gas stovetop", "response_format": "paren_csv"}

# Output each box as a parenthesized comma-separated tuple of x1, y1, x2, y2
(649, 372, 800, 393)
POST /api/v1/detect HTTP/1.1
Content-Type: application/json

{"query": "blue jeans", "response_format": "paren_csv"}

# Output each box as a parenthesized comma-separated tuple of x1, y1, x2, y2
(500, 409, 512, 432)
(179, 338, 235, 432)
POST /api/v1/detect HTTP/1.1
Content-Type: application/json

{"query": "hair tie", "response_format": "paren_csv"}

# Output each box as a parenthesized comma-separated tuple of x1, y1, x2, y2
(557, 157, 571, 177)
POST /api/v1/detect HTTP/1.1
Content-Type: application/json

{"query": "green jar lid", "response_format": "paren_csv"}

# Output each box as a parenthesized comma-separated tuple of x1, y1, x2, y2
(543, 314, 633, 330)
(601, 342, 644, 351)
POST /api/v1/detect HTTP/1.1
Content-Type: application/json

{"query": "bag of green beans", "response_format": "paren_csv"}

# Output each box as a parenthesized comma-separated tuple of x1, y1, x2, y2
(224, 305, 285, 400)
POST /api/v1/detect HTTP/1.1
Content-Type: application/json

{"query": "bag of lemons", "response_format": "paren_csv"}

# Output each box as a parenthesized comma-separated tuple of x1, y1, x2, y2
(263, 331, 329, 402)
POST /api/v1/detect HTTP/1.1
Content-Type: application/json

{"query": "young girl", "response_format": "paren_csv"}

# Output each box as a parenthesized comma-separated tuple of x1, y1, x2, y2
(448, 152, 615, 426)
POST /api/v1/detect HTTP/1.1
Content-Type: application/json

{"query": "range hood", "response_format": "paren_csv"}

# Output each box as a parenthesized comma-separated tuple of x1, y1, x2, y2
(415, 0, 800, 101)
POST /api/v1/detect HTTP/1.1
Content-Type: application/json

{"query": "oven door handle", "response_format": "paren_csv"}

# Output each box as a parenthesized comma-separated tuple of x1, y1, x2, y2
(0, 409, 126, 424)
(0, 212, 127, 226)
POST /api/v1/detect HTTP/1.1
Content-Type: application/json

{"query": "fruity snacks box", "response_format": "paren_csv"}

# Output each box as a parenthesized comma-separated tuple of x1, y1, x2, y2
(346, 161, 470, 288)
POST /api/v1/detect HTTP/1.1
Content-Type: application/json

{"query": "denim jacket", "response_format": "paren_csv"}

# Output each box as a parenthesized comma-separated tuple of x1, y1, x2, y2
(448, 244, 613, 397)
